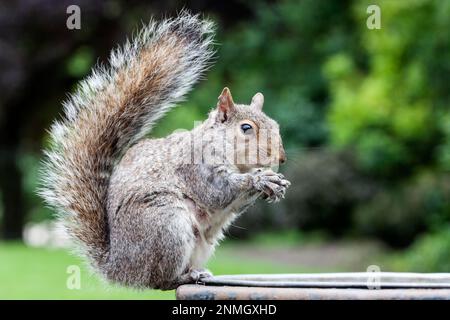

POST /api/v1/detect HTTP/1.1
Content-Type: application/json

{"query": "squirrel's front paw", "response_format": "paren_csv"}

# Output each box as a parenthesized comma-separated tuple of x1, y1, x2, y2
(252, 169, 291, 203)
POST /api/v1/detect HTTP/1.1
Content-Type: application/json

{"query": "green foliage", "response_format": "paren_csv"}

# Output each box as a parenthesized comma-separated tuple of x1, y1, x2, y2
(151, 104, 204, 138)
(18, 153, 53, 223)
(229, 229, 326, 247)
(355, 131, 409, 177)
(326, 0, 449, 178)
(438, 113, 450, 171)
(354, 173, 450, 247)
(317, 0, 450, 248)
(66, 46, 95, 78)
(282, 150, 375, 236)
(389, 226, 450, 272)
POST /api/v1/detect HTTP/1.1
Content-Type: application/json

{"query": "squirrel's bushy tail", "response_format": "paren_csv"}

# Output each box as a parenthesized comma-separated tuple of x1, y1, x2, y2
(39, 12, 214, 268)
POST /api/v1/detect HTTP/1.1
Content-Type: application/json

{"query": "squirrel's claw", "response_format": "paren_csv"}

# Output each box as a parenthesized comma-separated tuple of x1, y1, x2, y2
(252, 169, 290, 203)
(189, 268, 213, 284)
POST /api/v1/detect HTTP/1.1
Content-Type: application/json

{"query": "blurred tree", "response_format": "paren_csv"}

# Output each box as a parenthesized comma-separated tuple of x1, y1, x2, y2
(283, 150, 375, 236)
(0, 0, 106, 238)
(354, 173, 450, 247)
(326, 0, 450, 178)
(324, 0, 450, 246)
(391, 226, 450, 272)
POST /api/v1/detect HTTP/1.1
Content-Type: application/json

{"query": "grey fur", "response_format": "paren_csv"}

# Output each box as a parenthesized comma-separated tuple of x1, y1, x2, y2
(39, 12, 290, 290)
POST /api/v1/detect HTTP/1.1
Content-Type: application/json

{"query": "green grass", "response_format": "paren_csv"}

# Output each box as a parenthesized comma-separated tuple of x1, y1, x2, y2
(0, 243, 171, 299)
(0, 242, 302, 299)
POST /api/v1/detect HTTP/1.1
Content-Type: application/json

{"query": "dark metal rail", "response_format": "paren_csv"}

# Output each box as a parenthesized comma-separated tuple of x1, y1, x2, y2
(176, 273, 450, 300)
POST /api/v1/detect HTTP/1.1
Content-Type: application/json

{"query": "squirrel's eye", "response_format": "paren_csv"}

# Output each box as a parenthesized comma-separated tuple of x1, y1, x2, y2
(241, 123, 253, 133)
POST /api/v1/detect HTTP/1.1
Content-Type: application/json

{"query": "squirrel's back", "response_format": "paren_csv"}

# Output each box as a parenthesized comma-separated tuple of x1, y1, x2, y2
(39, 12, 215, 270)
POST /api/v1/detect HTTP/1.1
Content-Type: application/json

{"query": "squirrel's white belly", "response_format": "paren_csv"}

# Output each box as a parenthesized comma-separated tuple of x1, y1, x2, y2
(190, 237, 215, 269)
(186, 193, 259, 269)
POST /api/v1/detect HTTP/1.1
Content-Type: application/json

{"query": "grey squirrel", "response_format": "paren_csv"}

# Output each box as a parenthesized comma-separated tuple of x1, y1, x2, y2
(39, 12, 290, 290)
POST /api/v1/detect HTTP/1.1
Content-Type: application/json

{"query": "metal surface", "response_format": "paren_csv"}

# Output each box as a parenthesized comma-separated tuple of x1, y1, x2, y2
(176, 285, 450, 300)
(176, 273, 450, 300)
(199, 272, 450, 288)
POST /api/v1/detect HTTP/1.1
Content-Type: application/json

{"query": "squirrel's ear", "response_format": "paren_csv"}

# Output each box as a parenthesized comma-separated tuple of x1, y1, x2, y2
(251, 92, 264, 110)
(217, 87, 235, 122)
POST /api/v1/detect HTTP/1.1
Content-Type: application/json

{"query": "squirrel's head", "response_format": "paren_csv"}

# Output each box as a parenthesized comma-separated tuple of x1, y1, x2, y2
(205, 87, 286, 172)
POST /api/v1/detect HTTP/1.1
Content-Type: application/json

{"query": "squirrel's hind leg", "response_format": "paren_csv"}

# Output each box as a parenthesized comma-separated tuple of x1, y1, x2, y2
(189, 268, 213, 280)
(106, 191, 199, 289)
(158, 268, 213, 290)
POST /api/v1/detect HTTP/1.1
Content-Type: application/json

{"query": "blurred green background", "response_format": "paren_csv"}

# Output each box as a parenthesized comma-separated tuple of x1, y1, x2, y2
(0, 0, 449, 299)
